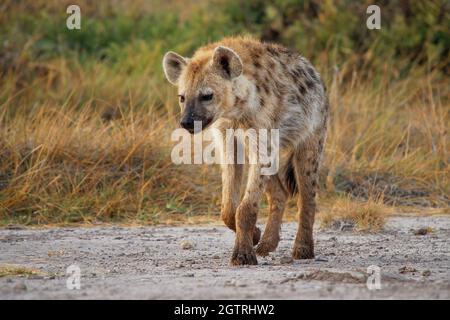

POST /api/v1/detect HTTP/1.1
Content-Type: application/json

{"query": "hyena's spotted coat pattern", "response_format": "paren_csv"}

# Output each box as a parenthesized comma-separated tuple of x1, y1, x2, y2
(163, 36, 328, 265)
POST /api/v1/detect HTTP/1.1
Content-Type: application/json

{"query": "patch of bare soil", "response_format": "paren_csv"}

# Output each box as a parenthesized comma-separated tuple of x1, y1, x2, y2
(0, 216, 449, 299)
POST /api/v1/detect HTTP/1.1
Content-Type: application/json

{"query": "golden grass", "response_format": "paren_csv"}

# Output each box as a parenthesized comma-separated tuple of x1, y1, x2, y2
(326, 66, 448, 202)
(0, 1, 448, 228)
(319, 196, 390, 232)
(0, 57, 448, 227)
(0, 264, 43, 277)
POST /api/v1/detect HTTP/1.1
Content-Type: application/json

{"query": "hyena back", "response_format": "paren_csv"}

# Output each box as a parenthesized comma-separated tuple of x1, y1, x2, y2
(163, 36, 329, 265)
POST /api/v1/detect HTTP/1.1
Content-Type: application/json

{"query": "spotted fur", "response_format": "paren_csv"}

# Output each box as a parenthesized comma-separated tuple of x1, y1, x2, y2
(163, 36, 329, 265)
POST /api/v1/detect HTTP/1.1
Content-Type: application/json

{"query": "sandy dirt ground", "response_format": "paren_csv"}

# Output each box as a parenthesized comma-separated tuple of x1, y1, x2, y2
(0, 215, 449, 299)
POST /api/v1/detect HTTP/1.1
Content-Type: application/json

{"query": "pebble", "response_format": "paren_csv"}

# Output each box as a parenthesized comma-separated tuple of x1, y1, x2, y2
(315, 256, 329, 262)
(330, 220, 355, 232)
(180, 239, 194, 250)
(399, 266, 417, 274)
(413, 227, 433, 236)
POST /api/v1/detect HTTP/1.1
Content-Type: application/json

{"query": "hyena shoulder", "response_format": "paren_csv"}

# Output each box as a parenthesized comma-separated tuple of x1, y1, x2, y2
(203, 37, 326, 133)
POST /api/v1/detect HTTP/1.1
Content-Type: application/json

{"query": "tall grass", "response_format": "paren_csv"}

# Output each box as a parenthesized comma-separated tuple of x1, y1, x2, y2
(0, 0, 448, 225)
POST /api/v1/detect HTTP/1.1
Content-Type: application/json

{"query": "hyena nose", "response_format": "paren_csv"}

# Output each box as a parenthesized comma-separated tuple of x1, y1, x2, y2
(180, 118, 195, 131)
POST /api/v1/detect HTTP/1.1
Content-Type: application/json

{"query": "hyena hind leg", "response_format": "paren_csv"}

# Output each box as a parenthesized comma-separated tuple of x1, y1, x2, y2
(292, 147, 321, 260)
(256, 175, 287, 256)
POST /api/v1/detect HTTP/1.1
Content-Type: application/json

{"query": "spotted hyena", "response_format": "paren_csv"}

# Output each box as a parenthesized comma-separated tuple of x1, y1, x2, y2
(163, 36, 329, 265)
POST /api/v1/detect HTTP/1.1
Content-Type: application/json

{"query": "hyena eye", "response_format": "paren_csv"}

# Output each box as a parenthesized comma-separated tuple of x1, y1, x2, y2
(200, 93, 213, 102)
(178, 95, 185, 103)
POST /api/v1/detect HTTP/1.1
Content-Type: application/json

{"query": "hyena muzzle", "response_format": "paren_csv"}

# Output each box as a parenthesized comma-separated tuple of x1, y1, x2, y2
(163, 36, 329, 265)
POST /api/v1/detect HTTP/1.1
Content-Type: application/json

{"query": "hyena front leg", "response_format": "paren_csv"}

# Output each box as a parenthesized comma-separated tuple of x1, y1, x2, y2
(231, 163, 267, 265)
(220, 141, 261, 245)
(292, 146, 320, 260)
(220, 162, 243, 231)
(255, 175, 287, 256)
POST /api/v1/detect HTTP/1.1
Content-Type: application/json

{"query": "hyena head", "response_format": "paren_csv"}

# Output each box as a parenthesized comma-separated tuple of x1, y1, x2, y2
(162, 46, 243, 133)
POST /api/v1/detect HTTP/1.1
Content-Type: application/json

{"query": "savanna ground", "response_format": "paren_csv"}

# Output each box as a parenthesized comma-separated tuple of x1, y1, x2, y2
(0, 0, 449, 299)
(1, 216, 449, 299)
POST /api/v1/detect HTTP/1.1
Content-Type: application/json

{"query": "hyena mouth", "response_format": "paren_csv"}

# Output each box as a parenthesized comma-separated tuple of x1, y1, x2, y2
(181, 118, 213, 134)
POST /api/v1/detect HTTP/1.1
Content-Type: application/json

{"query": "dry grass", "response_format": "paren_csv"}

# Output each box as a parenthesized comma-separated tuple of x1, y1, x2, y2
(0, 0, 448, 228)
(0, 54, 448, 227)
(0, 264, 43, 277)
(1, 63, 447, 227)
(325, 65, 449, 207)
(0, 57, 222, 225)
(319, 196, 390, 232)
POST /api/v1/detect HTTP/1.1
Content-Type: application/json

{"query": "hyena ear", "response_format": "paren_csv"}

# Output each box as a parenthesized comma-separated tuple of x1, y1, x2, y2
(212, 46, 243, 79)
(162, 51, 188, 85)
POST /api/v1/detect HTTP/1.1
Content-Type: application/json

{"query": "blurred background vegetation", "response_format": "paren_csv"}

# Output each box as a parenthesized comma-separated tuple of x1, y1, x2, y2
(0, 0, 448, 226)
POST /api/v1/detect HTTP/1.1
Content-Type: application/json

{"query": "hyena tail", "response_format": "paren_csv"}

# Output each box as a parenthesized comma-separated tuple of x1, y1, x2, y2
(283, 155, 298, 196)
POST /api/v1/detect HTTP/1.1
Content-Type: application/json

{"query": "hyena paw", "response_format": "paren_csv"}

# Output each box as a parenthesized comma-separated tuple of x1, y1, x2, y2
(292, 243, 314, 260)
(252, 227, 261, 246)
(255, 238, 279, 257)
(231, 247, 258, 266)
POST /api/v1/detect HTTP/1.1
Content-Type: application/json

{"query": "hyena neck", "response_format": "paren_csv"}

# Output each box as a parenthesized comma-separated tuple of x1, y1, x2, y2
(228, 75, 260, 125)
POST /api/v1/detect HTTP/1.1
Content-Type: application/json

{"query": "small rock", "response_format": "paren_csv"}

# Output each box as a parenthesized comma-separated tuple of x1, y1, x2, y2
(422, 270, 431, 277)
(212, 254, 220, 259)
(180, 239, 194, 250)
(280, 256, 293, 264)
(340, 222, 355, 232)
(330, 220, 355, 232)
(315, 256, 329, 262)
(413, 227, 433, 236)
(399, 266, 417, 274)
